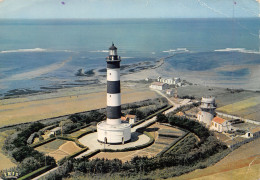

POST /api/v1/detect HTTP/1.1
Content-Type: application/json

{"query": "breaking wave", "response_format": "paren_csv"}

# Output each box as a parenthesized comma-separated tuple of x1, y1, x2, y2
(214, 48, 260, 54)
(0, 48, 72, 54)
(163, 48, 189, 53)
(89, 50, 109, 53)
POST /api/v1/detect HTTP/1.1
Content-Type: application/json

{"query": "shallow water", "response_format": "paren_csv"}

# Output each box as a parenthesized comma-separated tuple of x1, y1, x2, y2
(0, 18, 259, 96)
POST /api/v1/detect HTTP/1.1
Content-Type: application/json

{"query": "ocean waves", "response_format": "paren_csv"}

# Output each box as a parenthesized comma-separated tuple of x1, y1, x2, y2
(162, 48, 189, 53)
(89, 50, 109, 53)
(214, 48, 260, 54)
(0, 48, 73, 54)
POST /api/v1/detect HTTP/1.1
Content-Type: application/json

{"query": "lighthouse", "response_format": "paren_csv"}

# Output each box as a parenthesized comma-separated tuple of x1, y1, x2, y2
(106, 43, 121, 125)
(197, 97, 216, 127)
(97, 43, 131, 144)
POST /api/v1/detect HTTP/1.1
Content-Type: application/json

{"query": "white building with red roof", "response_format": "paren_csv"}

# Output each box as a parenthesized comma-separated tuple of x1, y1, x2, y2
(210, 116, 232, 132)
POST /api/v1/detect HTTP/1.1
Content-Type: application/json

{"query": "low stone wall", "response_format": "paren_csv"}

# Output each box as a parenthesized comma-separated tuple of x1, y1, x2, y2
(228, 136, 260, 149)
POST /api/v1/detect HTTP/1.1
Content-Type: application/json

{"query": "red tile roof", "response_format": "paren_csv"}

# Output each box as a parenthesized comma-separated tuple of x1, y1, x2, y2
(121, 116, 127, 121)
(212, 116, 226, 124)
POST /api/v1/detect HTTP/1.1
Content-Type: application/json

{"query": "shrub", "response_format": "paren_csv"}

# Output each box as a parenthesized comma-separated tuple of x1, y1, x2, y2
(156, 113, 167, 123)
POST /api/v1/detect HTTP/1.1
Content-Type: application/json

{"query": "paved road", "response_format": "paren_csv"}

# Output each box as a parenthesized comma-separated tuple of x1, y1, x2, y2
(131, 116, 157, 132)
(76, 131, 150, 158)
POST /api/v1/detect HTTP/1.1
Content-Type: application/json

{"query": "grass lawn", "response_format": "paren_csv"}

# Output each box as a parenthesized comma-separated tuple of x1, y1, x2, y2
(68, 127, 91, 137)
(35, 139, 67, 154)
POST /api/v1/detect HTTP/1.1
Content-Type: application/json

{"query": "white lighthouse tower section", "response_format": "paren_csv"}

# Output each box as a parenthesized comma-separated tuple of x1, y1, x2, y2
(197, 97, 216, 127)
(107, 69, 120, 81)
(97, 43, 131, 144)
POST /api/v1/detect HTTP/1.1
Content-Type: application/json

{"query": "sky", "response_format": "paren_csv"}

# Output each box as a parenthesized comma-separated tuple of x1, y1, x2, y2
(0, 0, 259, 19)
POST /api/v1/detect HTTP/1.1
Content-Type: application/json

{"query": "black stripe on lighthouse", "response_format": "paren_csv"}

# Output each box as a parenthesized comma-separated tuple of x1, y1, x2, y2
(107, 106, 121, 119)
(107, 79, 121, 119)
(107, 61, 120, 69)
(107, 81, 120, 94)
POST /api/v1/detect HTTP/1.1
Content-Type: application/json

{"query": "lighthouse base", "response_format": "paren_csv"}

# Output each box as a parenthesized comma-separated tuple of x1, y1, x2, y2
(97, 121, 131, 144)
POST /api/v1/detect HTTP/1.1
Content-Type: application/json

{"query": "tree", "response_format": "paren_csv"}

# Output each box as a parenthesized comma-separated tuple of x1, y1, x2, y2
(129, 109, 144, 120)
(18, 157, 41, 175)
(156, 113, 167, 123)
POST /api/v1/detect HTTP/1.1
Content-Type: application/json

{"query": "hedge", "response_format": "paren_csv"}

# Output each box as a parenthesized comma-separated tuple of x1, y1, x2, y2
(67, 124, 91, 134)
(30, 137, 56, 148)
(158, 134, 180, 138)
(56, 136, 75, 141)
(131, 105, 173, 128)
(17, 165, 56, 180)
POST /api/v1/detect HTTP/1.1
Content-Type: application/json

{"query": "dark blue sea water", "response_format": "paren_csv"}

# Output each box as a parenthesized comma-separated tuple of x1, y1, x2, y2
(0, 18, 259, 96)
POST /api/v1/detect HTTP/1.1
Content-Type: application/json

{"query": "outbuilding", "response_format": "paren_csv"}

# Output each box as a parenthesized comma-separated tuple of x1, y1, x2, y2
(150, 82, 168, 90)
(210, 116, 231, 132)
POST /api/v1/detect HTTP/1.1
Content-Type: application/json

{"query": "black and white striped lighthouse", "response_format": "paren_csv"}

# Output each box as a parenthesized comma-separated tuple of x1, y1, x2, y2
(106, 43, 121, 125)
(97, 43, 131, 144)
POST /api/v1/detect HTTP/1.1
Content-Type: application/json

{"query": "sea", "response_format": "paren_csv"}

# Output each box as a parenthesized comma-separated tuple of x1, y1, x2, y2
(0, 18, 260, 97)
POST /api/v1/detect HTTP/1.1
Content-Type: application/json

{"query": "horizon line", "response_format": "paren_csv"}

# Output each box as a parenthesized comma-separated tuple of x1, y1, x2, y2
(0, 17, 259, 20)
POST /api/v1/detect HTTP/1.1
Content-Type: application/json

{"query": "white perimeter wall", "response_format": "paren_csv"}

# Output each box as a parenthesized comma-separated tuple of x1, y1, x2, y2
(97, 125, 131, 144)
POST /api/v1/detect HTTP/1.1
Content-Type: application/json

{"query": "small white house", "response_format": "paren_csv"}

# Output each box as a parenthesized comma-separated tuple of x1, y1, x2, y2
(150, 82, 168, 90)
(174, 77, 181, 84)
(49, 127, 61, 137)
(145, 78, 151, 82)
(210, 117, 231, 132)
(166, 89, 174, 96)
(126, 115, 136, 124)
(157, 76, 181, 85)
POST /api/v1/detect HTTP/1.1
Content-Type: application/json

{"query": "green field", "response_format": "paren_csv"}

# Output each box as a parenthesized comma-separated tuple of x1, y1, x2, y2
(217, 96, 260, 121)
(68, 127, 92, 138)
(35, 139, 67, 154)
